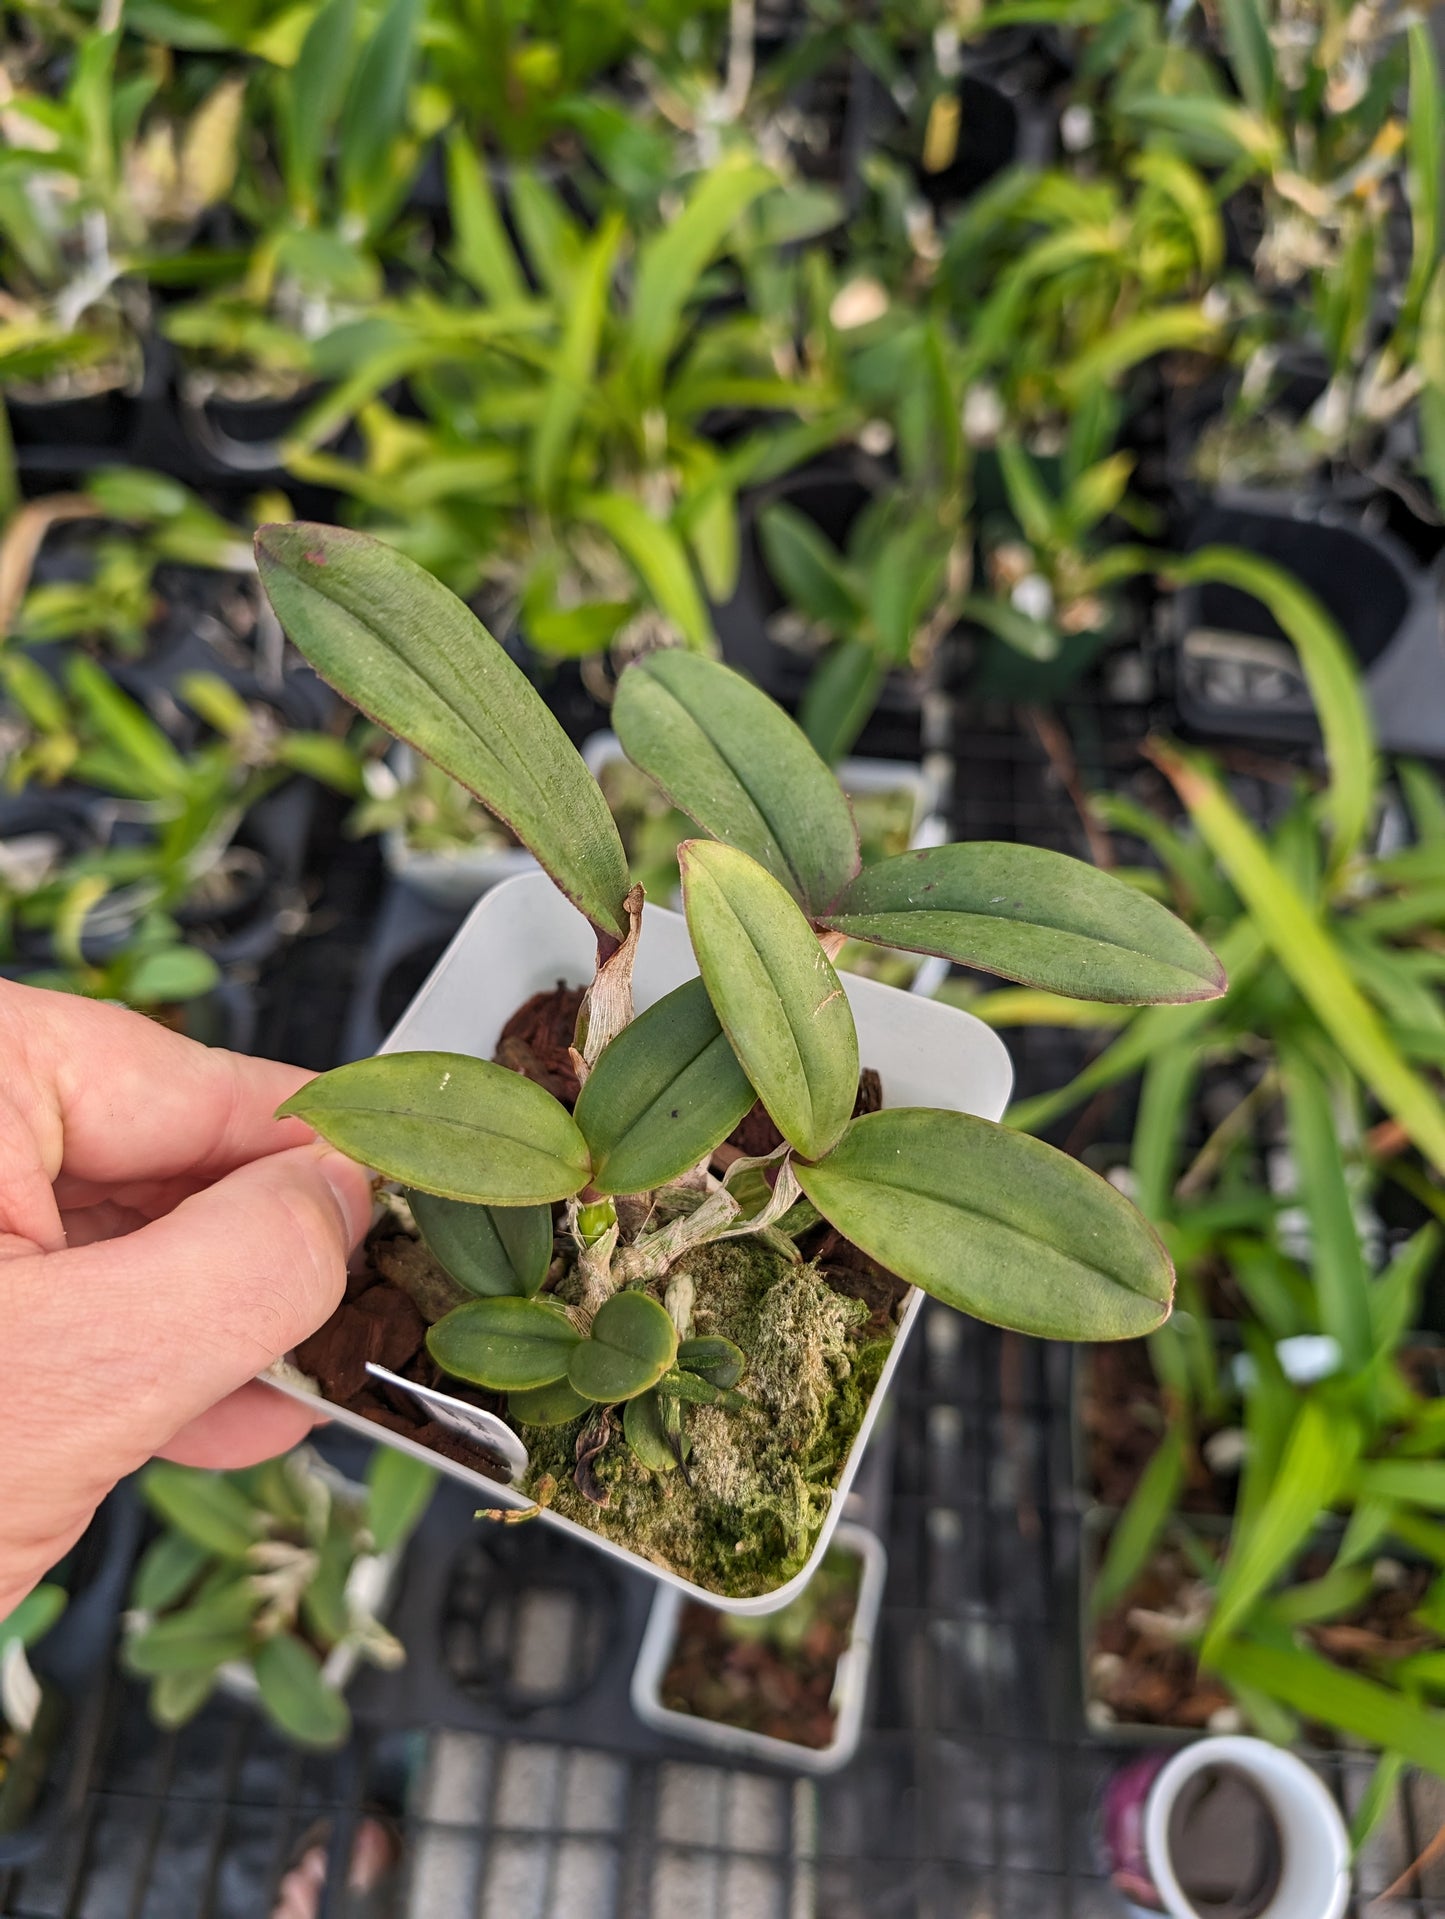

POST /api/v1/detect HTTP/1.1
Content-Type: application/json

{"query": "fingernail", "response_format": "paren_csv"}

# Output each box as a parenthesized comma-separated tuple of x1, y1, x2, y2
(317, 1150, 374, 1247)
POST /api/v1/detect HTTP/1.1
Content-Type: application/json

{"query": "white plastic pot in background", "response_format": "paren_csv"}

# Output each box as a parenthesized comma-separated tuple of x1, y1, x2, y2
(267, 870, 1013, 1615)
(380, 745, 538, 910)
(629, 1522, 888, 1773)
(1107, 1735, 1351, 1919)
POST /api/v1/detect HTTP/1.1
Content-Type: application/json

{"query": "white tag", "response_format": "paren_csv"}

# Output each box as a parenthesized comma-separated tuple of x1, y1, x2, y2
(363, 1364, 529, 1483)
(1, 1638, 42, 1737)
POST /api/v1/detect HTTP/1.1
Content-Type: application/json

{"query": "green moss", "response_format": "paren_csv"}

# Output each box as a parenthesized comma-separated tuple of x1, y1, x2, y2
(515, 1241, 888, 1598)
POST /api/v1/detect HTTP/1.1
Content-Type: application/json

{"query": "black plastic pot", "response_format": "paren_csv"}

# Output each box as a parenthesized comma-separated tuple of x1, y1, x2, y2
(715, 458, 928, 761)
(0, 1487, 142, 1868)
(5, 384, 135, 455)
(1172, 497, 1445, 758)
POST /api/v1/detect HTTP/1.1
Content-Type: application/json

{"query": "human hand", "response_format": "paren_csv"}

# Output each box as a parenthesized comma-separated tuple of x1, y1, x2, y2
(0, 982, 373, 1616)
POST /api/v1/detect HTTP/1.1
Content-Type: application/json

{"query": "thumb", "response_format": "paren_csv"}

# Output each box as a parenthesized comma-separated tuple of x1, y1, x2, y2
(11, 1142, 372, 1479)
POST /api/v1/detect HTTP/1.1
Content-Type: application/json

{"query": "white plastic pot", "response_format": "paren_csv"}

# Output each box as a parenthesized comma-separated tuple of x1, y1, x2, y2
(1129, 1737, 1350, 1919)
(629, 1522, 887, 1772)
(381, 745, 538, 910)
(267, 869, 1013, 1614)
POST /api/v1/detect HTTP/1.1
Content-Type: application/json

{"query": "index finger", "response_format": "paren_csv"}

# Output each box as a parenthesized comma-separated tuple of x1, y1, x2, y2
(1, 982, 322, 1249)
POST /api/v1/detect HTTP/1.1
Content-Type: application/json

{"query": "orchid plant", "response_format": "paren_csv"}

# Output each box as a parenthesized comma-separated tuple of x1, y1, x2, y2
(255, 524, 1224, 1512)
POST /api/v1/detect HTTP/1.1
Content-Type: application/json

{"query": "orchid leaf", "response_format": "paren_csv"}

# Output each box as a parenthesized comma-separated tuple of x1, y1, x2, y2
(278, 1053, 591, 1205)
(681, 839, 859, 1160)
(255, 524, 630, 940)
(427, 1296, 581, 1390)
(821, 843, 1226, 1003)
(794, 1108, 1174, 1339)
(407, 1189, 553, 1298)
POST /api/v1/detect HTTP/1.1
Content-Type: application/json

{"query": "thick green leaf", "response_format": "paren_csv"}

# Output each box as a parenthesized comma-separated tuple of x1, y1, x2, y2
(757, 503, 864, 632)
(1157, 746, 1445, 1175)
(1203, 1400, 1360, 1663)
(614, 651, 860, 911)
(130, 1533, 209, 1615)
(407, 1188, 554, 1298)
(149, 1667, 218, 1730)
(139, 1463, 261, 1558)
(126, 1579, 262, 1675)
(427, 1296, 581, 1390)
(0, 1584, 66, 1651)
(794, 1109, 1174, 1339)
(365, 1448, 436, 1554)
(681, 840, 859, 1161)
(678, 1335, 744, 1390)
(820, 843, 1226, 1004)
(623, 1390, 680, 1471)
(567, 1290, 679, 1403)
(255, 525, 630, 940)
(253, 1634, 351, 1750)
(508, 1377, 591, 1425)
(336, 0, 418, 220)
(573, 978, 756, 1195)
(277, 1053, 590, 1205)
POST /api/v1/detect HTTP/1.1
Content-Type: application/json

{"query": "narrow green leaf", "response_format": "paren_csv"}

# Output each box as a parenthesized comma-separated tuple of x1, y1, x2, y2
(614, 651, 860, 913)
(509, 1377, 591, 1425)
(799, 638, 887, 767)
(139, 1463, 261, 1558)
(1350, 1752, 1408, 1853)
(628, 155, 773, 392)
(1211, 1638, 1445, 1780)
(821, 843, 1226, 1004)
(573, 979, 757, 1196)
(279, 0, 355, 212)
(1279, 1043, 1373, 1370)
(253, 1634, 351, 1749)
(1356, 1462, 1445, 1509)
(255, 524, 630, 940)
(757, 503, 864, 632)
(681, 840, 859, 1161)
(578, 493, 712, 653)
(427, 1296, 581, 1390)
(337, 0, 419, 219)
(1090, 1432, 1188, 1619)
(795, 1109, 1175, 1340)
(127, 1622, 253, 1677)
(407, 1189, 554, 1298)
(1203, 1399, 1360, 1662)
(567, 1291, 679, 1403)
(445, 130, 526, 307)
(277, 1053, 591, 1205)
(1217, 0, 1274, 115)
(531, 214, 623, 505)
(1162, 551, 1375, 869)
(1157, 747, 1445, 1175)
(365, 1448, 436, 1554)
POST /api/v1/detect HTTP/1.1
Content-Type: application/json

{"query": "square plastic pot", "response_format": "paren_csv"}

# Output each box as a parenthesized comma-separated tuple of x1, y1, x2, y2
(266, 869, 1014, 1615)
(629, 1522, 888, 1773)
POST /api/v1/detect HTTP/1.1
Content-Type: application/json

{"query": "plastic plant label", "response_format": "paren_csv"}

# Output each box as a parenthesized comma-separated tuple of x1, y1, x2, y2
(363, 1364, 529, 1483)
